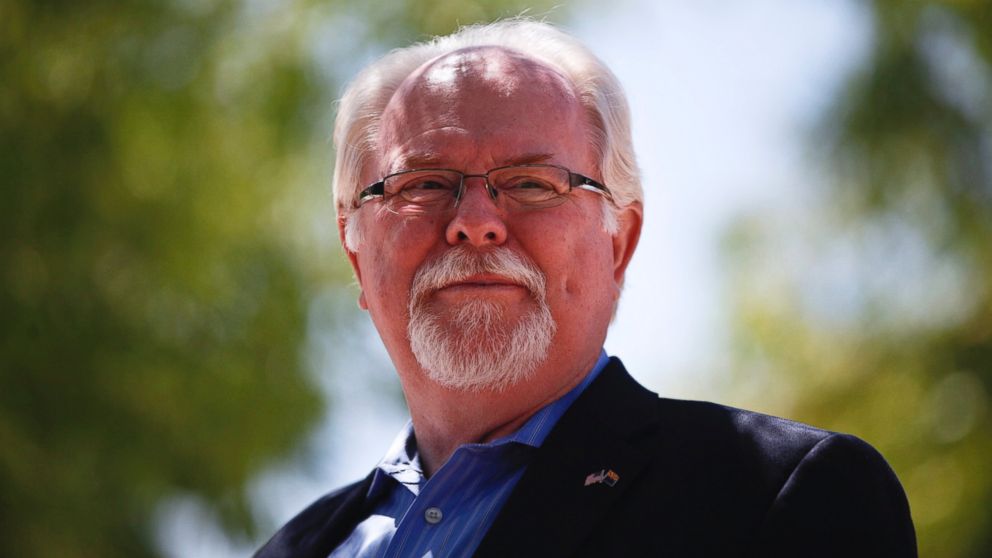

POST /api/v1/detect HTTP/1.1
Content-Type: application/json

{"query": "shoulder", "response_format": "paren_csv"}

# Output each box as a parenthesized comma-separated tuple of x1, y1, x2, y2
(744, 424, 918, 556)
(639, 393, 917, 555)
(581, 360, 916, 555)
(648, 397, 907, 503)
(589, 360, 848, 481)
(595, 360, 902, 495)
(651, 397, 836, 476)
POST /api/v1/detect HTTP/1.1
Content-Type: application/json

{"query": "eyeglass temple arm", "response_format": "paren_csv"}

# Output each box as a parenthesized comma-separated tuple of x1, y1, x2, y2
(570, 173, 612, 199)
(357, 181, 385, 206)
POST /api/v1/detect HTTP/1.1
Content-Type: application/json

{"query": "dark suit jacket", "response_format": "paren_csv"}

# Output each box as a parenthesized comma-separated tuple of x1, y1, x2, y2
(256, 358, 917, 557)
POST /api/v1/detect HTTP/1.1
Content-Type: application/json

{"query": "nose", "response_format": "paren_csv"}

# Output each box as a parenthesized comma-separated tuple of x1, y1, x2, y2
(444, 177, 508, 247)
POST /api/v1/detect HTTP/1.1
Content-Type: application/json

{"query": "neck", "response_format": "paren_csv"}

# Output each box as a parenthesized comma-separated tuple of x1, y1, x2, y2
(401, 350, 599, 477)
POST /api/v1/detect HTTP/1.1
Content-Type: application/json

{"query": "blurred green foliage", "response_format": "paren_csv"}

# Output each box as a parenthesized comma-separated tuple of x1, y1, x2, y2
(0, 1, 327, 556)
(0, 0, 566, 556)
(725, 1, 991, 556)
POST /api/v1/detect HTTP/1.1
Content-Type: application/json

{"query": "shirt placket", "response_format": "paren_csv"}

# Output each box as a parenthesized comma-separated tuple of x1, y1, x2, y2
(384, 449, 471, 558)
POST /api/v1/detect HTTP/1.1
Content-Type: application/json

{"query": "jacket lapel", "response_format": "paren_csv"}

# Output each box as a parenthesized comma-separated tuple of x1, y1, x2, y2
(474, 358, 659, 558)
(302, 472, 377, 558)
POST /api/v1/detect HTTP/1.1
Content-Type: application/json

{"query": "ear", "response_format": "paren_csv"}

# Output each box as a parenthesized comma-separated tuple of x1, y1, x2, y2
(611, 202, 642, 287)
(338, 212, 368, 310)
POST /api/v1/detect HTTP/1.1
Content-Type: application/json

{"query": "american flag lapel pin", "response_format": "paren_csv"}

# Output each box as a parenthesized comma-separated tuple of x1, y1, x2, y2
(584, 468, 620, 487)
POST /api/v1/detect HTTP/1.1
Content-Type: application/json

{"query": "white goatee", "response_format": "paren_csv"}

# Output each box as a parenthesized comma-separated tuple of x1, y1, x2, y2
(407, 246, 556, 392)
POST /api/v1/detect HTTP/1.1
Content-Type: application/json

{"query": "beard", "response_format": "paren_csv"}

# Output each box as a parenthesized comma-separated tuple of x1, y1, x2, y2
(407, 246, 556, 392)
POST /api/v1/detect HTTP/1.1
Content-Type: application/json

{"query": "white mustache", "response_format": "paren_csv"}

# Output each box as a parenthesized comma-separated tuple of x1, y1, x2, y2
(409, 246, 547, 310)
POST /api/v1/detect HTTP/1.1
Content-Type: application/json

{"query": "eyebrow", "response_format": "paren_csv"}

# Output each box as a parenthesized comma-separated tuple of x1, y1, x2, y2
(397, 153, 444, 170)
(394, 152, 555, 171)
(502, 153, 554, 166)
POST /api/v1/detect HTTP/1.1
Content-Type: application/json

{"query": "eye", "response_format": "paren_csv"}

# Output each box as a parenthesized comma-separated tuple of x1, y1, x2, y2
(408, 179, 450, 190)
(389, 171, 460, 205)
(499, 177, 560, 206)
(401, 176, 458, 196)
(514, 179, 553, 190)
(499, 175, 557, 192)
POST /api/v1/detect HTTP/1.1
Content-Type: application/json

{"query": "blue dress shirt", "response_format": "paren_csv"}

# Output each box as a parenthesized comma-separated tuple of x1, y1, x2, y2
(329, 351, 611, 558)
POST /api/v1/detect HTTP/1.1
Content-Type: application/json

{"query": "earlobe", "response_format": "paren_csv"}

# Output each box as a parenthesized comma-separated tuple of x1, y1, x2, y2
(611, 202, 643, 286)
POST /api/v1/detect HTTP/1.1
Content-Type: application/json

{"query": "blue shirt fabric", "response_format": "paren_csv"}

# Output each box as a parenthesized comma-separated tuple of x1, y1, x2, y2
(329, 351, 611, 558)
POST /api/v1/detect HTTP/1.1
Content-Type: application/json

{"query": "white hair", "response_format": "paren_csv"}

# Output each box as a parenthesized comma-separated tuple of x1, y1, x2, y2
(334, 19, 642, 251)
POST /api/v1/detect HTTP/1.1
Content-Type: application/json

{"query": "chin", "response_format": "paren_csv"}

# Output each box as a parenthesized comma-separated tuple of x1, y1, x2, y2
(408, 298, 556, 392)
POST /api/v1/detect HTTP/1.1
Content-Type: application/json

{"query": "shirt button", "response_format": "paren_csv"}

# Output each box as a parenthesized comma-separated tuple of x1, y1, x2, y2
(424, 506, 443, 524)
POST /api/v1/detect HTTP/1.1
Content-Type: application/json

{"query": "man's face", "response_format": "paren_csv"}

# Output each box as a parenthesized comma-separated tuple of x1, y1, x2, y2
(344, 47, 637, 392)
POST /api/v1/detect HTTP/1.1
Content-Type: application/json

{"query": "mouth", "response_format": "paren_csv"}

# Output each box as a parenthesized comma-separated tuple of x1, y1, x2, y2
(436, 274, 528, 295)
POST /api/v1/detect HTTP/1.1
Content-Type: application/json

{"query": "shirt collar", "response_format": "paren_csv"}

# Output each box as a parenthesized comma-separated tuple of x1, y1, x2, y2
(374, 421, 422, 493)
(367, 350, 611, 499)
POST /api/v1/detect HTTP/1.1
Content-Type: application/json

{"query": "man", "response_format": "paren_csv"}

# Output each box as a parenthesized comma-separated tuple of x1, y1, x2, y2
(257, 20, 916, 558)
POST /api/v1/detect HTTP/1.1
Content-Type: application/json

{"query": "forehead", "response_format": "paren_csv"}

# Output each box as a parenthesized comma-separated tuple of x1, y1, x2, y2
(376, 47, 591, 172)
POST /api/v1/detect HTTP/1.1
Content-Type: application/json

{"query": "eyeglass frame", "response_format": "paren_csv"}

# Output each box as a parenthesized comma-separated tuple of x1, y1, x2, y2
(354, 163, 613, 210)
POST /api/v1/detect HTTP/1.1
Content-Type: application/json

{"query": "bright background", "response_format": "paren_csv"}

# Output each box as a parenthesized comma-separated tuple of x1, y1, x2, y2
(3, 1, 989, 557)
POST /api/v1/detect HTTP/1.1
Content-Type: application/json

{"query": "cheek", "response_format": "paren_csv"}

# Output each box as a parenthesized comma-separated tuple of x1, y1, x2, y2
(566, 243, 615, 304)
(537, 235, 614, 309)
(542, 220, 613, 293)
(361, 215, 442, 302)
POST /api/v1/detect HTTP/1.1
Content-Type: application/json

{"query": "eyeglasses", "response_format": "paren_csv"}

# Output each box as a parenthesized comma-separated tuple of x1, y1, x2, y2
(355, 164, 612, 214)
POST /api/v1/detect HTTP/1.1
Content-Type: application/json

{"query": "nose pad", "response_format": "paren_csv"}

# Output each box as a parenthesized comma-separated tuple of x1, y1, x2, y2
(454, 176, 498, 207)
(445, 178, 508, 246)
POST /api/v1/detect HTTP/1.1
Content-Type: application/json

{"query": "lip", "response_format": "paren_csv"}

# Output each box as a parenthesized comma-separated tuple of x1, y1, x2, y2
(436, 274, 527, 294)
